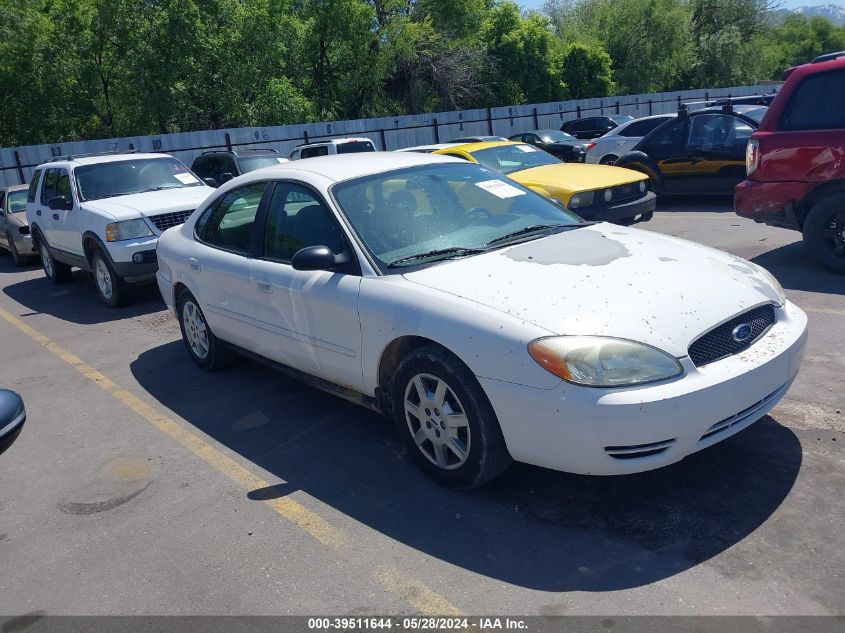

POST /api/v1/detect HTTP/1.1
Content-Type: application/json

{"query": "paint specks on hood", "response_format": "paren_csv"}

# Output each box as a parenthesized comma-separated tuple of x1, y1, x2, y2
(504, 229, 631, 266)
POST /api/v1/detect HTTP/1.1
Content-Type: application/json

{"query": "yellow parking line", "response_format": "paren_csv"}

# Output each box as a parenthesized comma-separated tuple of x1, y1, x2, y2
(0, 305, 342, 548)
(804, 306, 845, 317)
(0, 305, 465, 615)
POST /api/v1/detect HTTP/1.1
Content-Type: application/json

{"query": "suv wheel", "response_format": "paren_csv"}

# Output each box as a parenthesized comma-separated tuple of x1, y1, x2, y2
(92, 250, 134, 307)
(391, 345, 511, 489)
(176, 288, 231, 370)
(38, 239, 71, 284)
(803, 193, 845, 274)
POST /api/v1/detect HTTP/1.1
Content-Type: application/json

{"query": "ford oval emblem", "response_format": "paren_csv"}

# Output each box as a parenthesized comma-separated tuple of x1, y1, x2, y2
(732, 323, 753, 343)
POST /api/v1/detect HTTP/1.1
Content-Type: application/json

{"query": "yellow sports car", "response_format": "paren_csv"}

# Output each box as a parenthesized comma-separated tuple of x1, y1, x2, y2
(433, 141, 656, 223)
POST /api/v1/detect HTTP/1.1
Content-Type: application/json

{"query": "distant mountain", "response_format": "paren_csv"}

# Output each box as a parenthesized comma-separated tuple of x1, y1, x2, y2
(785, 4, 845, 25)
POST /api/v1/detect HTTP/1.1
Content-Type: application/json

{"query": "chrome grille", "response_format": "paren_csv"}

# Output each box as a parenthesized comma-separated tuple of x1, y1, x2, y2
(688, 304, 776, 367)
(149, 209, 194, 233)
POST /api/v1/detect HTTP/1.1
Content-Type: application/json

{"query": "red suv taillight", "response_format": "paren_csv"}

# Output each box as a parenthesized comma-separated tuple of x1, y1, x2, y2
(746, 139, 760, 176)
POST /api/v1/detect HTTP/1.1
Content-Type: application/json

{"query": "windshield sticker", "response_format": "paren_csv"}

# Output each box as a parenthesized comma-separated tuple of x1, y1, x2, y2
(475, 179, 526, 198)
(174, 172, 199, 185)
(516, 145, 538, 152)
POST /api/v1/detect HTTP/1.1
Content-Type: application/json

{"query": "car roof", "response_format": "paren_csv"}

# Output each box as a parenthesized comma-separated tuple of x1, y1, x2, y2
(440, 140, 522, 153)
(245, 151, 462, 183)
(38, 152, 173, 168)
(292, 137, 374, 150)
(3, 184, 28, 192)
(396, 143, 462, 152)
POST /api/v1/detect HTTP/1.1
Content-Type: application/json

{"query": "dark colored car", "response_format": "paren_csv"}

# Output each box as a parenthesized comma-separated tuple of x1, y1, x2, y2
(507, 130, 589, 162)
(614, 105, 767, 196)
(735, 53, 845, 273)
(0, 390, 25, 455)
(449, 135, 509, 143)
(191, 149, 287, 188)
(560, 115, 635, 140)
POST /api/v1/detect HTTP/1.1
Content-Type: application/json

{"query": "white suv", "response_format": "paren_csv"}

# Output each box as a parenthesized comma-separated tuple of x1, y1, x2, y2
(288, 137, 376, 160)
(26, 152, 213, 307)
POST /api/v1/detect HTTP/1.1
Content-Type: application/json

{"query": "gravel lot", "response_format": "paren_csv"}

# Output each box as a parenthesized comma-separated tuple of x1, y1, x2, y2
(1, 198, 842, 617)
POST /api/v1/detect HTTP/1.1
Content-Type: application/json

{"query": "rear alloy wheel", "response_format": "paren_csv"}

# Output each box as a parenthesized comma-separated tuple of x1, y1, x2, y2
(39, 239, 71, 284)
(600, 154, 618, 165)
(392, 345, 511, 489)
(92, 250, 133, 307)
(7, 233, 25, 267)
(802, 193, 845, 274)
(176, 289, 231, 370)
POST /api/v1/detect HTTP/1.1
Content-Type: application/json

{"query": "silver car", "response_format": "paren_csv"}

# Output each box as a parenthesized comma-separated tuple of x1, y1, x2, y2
(0, 184, 36, 266)
(585, 114, 675, 165)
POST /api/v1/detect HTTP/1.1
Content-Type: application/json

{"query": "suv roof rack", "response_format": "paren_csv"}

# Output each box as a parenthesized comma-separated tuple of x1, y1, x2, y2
(811, 51, 845, 63)
(48, 149, 140, 163)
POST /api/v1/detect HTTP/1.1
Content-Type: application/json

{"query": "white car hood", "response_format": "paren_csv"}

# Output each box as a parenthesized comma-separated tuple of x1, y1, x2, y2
(82, 186, 213, 221)
(402, 224, 783, 357)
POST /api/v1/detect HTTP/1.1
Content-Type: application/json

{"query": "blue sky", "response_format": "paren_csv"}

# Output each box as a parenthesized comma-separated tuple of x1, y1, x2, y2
(521, 0, 845, 11)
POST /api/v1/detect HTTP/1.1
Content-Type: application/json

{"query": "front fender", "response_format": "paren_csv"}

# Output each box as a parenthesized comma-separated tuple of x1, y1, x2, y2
(615, 151, 664, 194)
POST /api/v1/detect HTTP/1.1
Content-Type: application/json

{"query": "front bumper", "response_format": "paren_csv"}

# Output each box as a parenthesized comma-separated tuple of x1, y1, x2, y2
(575, 191, 657, 223)
(106, 236, 159, 282)
(479, 300, 807, 475)
(734, 179, 813, 230)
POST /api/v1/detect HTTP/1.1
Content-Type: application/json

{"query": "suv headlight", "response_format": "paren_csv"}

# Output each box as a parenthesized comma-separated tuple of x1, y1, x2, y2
(528, 336, 683, 387)
(751, 262, 786, 306)
(105, 219, 155, 242)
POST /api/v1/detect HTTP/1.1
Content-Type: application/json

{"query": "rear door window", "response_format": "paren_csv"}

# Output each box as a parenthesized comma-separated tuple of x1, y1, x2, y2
(779, 69, 845, 131)
(27, 170, 42, 202)
(337, 141, 375, 154)
(198, 182, 267, 254)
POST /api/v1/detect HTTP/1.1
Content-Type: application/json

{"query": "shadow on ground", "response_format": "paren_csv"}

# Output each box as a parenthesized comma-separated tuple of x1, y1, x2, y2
(131, 342, 802, 592)
(656, 195, 734, 213)
(752, 242, 845, 296)
(2, 259, 164, 324)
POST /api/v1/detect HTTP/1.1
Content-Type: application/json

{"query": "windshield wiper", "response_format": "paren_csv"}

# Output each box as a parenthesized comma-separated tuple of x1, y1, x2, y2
(485, 223, 579, 247)
(388, 247, 487, 268)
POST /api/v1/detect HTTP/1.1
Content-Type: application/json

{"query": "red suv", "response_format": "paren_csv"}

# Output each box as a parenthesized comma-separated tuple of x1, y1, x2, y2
(735, 53, 845, 273)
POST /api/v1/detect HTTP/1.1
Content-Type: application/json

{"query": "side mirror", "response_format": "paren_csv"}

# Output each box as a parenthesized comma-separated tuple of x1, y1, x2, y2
(48, 196, 72, 211)
(219, 172, 234, 184)
(0, 390, 25, 456)
(202, 177, 219, 188)
(291, 245, 339, 272)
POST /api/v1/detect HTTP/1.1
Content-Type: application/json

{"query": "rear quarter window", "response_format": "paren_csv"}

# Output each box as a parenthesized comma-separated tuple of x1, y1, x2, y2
(779, 69, 845, 131)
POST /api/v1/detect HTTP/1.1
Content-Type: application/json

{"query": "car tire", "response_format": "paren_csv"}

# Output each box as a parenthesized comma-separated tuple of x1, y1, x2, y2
(391, 344, 511, 489)
(38, 238, 72, 284)
(600, 154, 618, 165)
(92, 250, 134, 307)
(176, 288, 231, 370)
(802, 194, 845, 274)
(7, 233, 25, 267)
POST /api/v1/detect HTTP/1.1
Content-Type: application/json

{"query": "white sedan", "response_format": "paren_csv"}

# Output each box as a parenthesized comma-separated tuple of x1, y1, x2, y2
(156, 152, 807, 489)
(585, 114, 675, 164)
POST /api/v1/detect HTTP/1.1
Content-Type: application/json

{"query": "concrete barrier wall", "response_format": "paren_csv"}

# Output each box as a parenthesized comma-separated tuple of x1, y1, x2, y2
(0, 84, 769, 187)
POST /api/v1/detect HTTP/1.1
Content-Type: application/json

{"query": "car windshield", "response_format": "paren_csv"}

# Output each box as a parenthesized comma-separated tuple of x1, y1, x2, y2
(7, 190, 27, 214)
(332, 162, 583, 269)
(239, 156, 286, 172)
(539, 131, 576, 143)
(337, 141, 375, 154)
(468, 144, 560, 175)
(74, 157, 202, 201)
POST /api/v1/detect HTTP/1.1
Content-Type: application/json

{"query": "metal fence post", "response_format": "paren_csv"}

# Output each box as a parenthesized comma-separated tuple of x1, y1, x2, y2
(303, 130, 309, 144)
(379, 128, 387, 150)
(433, 118, 440, 143)
(576, 105, 581, 118)
(13, 151, 24, 184)
(648, 99, 653, 115)
(615, 101, 620, 115)
(532, 107, 539, 129)
(225, 132, 233, 151)
(487, 108, 494, 135)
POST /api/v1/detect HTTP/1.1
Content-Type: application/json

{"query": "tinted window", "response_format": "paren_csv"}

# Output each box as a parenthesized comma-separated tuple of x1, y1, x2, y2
(263, 184, 346, 262)
(200, 182, 266, 253)
(642, 119, 685, 154)
(191, 156, 211, 178)
(337, 141, 375, 154)
(566, 119, 594, 133)
(621, 118, 669, 137)
(779, 70, 845, 131)
(238, 156, 285, 173)
(27, 171, 42, 202)
(41, 169, 58, 204)
(301, 146, 329, 159)
(539, 131, 576, 143)
(687, 114, 752, 153)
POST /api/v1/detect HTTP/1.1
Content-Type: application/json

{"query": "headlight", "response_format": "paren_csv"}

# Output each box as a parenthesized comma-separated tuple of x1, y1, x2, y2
(638, 180, 647, 193)
(528, 336, 683, 387)
(105, 219, 155, 242)
(751, 263, 786, 306)
(603, 189, 613, 202)
(568, 191, 594, 209)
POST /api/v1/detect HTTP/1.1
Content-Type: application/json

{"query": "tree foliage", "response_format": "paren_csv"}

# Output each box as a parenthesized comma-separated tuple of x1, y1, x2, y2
(0, 0, 842, 146)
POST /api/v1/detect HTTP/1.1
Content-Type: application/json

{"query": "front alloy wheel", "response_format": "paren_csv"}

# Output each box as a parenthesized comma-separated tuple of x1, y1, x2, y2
(176, 289, 231, 370)
(404, 373, 471, 470)
(91, 251, 133, 307)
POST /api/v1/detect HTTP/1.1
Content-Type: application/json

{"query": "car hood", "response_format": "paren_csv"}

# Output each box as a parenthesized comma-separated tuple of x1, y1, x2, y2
(81, 186, 213, 221)
(510, 163, 647, 195)
(402, 224, 783, 357)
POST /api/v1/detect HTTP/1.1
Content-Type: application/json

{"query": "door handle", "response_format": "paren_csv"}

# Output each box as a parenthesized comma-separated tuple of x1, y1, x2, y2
(256, 280, 272, 293)
(52, 213, 59, 220)
(188, 257, 200, 272)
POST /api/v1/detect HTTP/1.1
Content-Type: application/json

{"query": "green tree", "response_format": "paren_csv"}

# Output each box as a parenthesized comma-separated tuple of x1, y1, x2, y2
(560, 42, 613, 98)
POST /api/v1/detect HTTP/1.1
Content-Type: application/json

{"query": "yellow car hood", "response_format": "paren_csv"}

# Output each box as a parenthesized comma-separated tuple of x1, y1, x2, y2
(510, 163, 647, 197)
